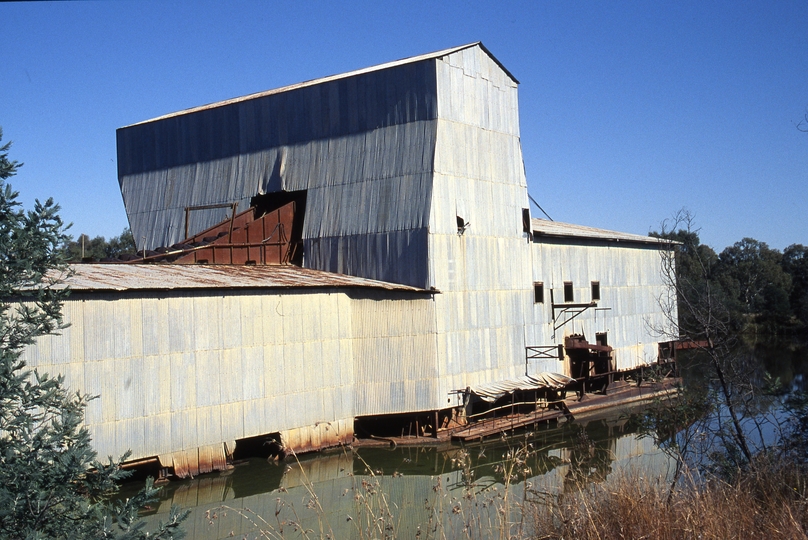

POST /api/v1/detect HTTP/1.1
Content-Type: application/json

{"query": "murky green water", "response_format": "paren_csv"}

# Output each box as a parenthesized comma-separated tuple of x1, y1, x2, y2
(131, 406, 674, 539)
(128, 337, 807, 539)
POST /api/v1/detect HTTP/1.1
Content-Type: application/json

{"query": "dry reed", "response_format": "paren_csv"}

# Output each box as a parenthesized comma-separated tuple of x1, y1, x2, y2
(529, 460, 808, 540)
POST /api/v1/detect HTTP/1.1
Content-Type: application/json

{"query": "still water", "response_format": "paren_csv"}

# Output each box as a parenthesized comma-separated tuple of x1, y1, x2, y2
(132, 337, 807, 538)
(134, 407, 674, 538)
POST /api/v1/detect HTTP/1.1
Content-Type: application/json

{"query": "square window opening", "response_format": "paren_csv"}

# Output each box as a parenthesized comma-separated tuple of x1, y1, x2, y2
(534, 282, 544, 303)
(596, 332, 608, 347)
(564, 282, 574, 303)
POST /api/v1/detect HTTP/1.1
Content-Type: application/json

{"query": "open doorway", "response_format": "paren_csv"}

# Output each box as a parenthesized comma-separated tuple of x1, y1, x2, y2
(250, 190, 307, 265)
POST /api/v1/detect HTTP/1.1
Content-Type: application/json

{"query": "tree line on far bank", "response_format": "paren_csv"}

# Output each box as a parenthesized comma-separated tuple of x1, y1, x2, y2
(63, 228, 136, 262)
(652, 218, 808, 336)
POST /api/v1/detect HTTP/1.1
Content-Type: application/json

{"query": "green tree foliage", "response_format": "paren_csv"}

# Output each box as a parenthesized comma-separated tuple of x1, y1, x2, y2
(717, 238, 792, 324)
(0, 127, 21, 179)
(0, 129, 187, 539)
(649, 210, 808, 494)
(783, 244, 808, 323)
(654, 214, 806, 334)
(64, 228, 136, 262)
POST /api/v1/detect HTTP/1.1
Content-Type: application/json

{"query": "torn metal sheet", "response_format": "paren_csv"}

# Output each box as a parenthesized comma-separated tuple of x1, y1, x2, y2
(467, 372, 575, 403)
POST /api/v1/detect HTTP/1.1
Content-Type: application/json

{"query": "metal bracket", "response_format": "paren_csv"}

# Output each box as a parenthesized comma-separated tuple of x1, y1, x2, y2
(552, 301, 597, 332)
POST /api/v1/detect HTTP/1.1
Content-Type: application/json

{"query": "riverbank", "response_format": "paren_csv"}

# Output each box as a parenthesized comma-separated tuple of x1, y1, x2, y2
(530, 458, 808, 539)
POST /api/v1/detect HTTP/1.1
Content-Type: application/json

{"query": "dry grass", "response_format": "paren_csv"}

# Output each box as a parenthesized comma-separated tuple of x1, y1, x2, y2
(529, 462, 808, 540)
(202, 449, 808, 539)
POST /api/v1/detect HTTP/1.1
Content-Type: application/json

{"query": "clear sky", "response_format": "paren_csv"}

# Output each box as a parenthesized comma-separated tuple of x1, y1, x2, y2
(2, 0, 806, 251)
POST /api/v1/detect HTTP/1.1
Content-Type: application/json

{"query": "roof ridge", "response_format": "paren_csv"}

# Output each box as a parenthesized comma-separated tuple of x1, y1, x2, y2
(121, 42, 514, 128)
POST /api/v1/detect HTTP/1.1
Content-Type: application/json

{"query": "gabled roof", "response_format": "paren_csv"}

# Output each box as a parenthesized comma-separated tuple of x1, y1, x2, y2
(531, 218, 670, 246)
(125, 42, 517, 127)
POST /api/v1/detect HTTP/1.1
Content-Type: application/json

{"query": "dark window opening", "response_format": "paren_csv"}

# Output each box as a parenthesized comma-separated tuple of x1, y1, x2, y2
(596, 332, 608, 347)
(564, 281, 574, 303)
(250, 190, 307, 265)
(534, 282, 544, 303)
(457, 215, 469, 235)
(522, 208, 531, 233)
(591, 281, 600, 301)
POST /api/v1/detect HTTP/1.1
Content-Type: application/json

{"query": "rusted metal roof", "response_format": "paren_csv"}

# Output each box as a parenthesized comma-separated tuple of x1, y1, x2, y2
(56, 263, 431, 293)
(531, 218, 671, 246)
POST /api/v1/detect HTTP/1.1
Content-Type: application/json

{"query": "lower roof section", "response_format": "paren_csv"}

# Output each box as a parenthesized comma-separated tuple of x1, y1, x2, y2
(55, 263, 432, 293)
(531, 218, 670, 246)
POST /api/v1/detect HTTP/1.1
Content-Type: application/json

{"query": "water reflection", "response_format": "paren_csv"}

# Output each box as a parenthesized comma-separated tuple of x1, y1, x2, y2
(672, 337, 808, 462)
(128, 340, 807, 537)
(135, 412, 673, 539)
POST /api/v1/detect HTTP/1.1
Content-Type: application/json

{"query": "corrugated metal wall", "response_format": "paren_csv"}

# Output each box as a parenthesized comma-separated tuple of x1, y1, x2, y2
(428, 46, 535, 401)
(21, 289, 361, 461)
(118, 61, 440, 289)
(528, 240, 677, 372)
(349, 293, 438, 415)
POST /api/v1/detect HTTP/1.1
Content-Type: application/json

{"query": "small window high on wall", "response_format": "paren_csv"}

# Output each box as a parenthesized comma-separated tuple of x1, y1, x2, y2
(591, 281, 600, 301)
(534, 282, 544, 303)
(564, 282, 574, 303)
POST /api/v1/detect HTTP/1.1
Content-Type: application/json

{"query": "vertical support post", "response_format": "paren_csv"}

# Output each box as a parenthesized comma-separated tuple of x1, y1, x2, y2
(228, 202, 238, 241)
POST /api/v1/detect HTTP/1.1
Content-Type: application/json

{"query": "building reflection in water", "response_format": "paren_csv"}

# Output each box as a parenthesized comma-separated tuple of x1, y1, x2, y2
(136, 415, 673, 539)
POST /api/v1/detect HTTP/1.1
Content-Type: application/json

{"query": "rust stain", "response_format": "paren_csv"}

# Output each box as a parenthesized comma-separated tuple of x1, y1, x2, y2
(53, 264, 430, 293)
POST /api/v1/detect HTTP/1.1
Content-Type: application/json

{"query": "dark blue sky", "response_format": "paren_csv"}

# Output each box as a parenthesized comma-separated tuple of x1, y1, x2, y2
(2, 0, 806, 250)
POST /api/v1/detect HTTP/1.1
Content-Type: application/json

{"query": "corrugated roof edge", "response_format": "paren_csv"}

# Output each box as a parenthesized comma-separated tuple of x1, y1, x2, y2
(49, 264, 436, 294)
(531, 218, 679, 246)
(121, 41, 517, 128)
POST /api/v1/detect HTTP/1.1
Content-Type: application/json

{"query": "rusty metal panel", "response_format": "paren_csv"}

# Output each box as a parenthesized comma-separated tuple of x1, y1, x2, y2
(58, 263, 428, 293)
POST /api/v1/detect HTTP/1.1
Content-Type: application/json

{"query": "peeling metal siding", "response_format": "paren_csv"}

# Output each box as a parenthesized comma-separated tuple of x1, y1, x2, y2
(118, 58, 441, 290)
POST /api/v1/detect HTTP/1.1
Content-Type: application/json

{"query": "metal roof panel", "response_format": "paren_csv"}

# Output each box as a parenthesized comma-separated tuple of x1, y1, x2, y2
(123, 42, 516, 128)
(55, 264, 430, 293)
(531, 218, 671, 245)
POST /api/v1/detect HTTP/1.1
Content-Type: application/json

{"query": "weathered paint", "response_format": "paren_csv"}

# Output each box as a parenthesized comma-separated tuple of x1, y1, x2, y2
(20, 43, 677, 475)
(528, 230, 675, 373)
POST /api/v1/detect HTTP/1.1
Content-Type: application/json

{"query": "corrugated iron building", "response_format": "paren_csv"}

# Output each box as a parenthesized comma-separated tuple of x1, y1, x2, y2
(22, 43, 677, 474)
